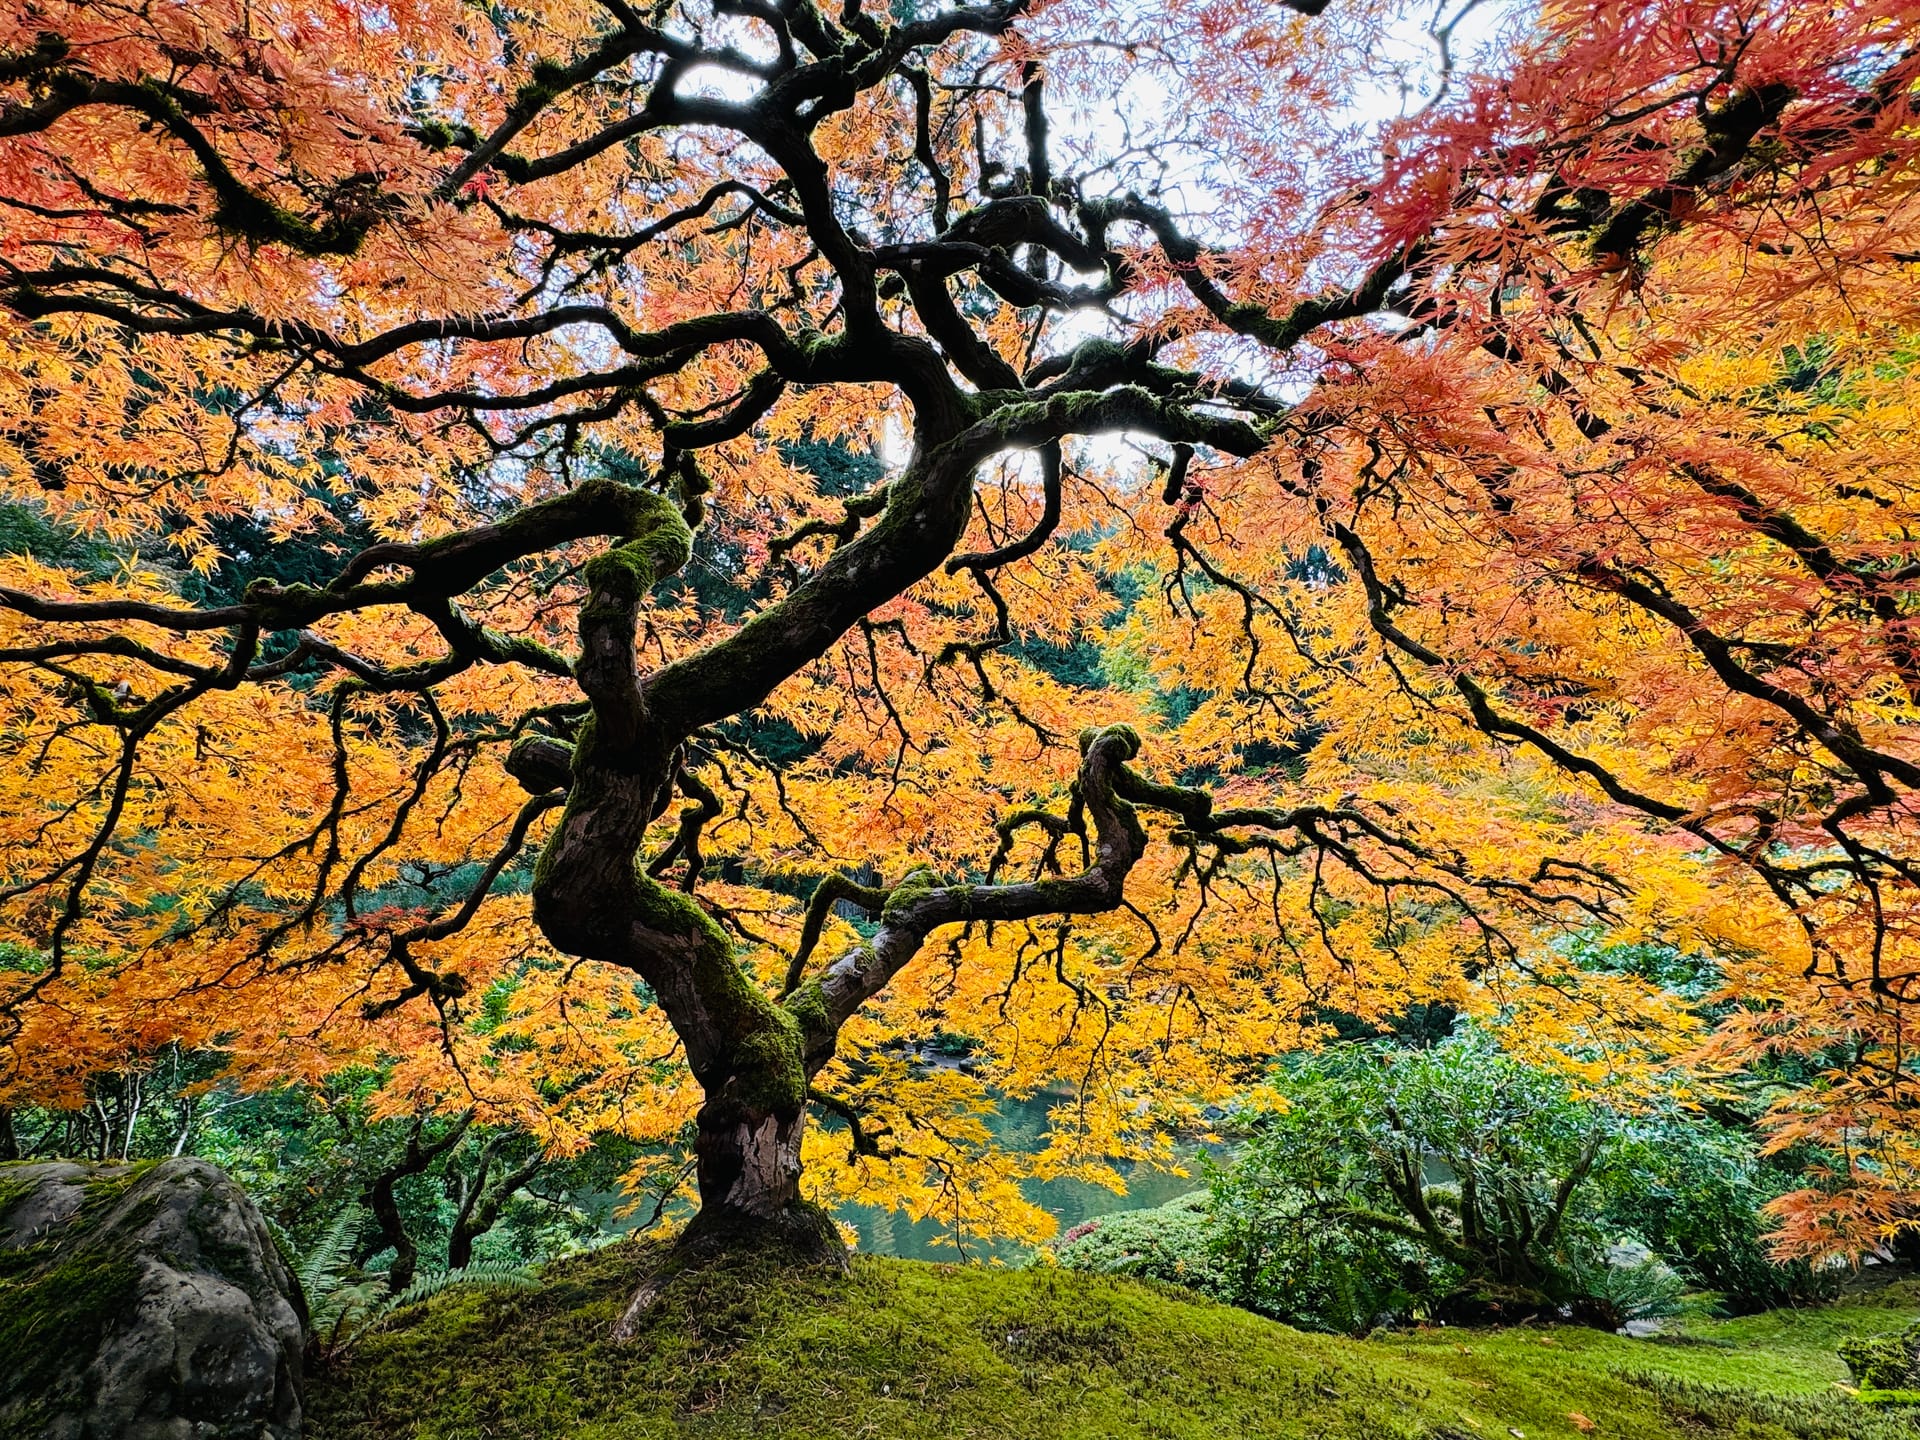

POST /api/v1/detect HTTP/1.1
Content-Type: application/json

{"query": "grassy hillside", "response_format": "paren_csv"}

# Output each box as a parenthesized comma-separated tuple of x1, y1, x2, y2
(308, 1242, 1920, 1440)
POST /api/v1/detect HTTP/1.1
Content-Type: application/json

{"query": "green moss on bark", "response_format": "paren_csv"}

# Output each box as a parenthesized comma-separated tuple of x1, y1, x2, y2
(730, 1008, 806, 1116)
(581, 503, 693, 602)
(624, 870, 806, 1117)
(784, 980, 829, 1038)
(881, 867, 940, 919)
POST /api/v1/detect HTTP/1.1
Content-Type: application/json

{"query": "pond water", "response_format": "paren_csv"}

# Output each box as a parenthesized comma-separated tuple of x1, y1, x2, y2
(828, 1089, 1222, 1262)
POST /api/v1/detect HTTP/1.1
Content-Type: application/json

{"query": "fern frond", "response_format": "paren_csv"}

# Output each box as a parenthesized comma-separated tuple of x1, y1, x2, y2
(385, 1259, 537, 1311)
(295, 1205, 364, 1309)
(315, 1278, 386, 1339)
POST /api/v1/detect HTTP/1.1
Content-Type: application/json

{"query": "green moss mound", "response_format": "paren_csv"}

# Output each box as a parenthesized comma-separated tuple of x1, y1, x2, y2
(308, 1242, 1920, 1440)
(1842, 1321, 1920, 1392)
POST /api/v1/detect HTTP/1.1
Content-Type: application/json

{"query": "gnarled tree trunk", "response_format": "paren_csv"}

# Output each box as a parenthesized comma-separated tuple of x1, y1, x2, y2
(694, 1087, 805, 1222)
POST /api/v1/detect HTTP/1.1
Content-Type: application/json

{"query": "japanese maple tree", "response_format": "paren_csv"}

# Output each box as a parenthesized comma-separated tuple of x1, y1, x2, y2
(0, 0, 1916, 1264)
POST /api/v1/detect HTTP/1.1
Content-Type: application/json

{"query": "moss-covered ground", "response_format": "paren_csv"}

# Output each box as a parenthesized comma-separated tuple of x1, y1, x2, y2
(308, 1243, 1920, 1440)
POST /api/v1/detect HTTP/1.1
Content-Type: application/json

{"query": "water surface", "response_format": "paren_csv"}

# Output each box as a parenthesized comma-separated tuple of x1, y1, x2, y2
(831, 1089, 1220, 1261)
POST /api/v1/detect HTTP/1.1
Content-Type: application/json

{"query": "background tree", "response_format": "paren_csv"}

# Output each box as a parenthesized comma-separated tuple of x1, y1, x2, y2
(0, 0, 1916, 1268)
(1207, 1035, 1670, 1330)
(1066, 1025, 1826, 1331)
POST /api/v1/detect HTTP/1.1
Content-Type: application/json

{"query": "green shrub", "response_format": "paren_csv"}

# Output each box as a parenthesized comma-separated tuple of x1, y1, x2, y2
(1053, 1194, 1235, 1302)
(1600, 1116, 1834, 1313)
(1205, 1029, 1830, 1331)
(1839, 1321, 1920, 1392)
(1206, 1163, 1452, 1333)
(1055, 1188, 1446, 1335)
(1562, 1249, 1687, 1329)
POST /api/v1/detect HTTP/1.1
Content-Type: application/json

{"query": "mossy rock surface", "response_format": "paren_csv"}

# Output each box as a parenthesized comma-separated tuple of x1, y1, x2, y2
(1843, 1320, 1920, 1392)
(0, 1157, 304, 1440)
(308, 1237, 1920, 1440)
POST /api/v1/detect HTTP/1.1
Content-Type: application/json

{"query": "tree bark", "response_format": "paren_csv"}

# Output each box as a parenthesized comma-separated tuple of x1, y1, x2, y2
(446, 1141, 543, 1269)
(694, 1089, 806, 1220)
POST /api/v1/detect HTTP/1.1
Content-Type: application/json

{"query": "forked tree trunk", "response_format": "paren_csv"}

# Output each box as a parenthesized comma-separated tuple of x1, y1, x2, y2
(526, 484, 1154, 1308)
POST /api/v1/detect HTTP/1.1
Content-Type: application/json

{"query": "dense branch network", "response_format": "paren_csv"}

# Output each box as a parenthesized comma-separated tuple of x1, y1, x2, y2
(1, 0, 1916, 1234)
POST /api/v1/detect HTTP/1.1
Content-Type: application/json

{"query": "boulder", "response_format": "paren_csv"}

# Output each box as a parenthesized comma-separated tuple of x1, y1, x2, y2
(0, 1157, 305, 1440)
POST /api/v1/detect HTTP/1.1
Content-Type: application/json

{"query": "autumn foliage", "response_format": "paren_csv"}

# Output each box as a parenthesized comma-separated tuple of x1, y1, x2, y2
(0, 0, 1918, 1257)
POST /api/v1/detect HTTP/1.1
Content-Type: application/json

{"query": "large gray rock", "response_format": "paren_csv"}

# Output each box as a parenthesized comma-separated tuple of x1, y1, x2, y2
(0, 1157, 305, 1440)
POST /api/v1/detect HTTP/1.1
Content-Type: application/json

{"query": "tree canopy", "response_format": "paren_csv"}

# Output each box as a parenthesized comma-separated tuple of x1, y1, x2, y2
(1, 0, 1918, 1258)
